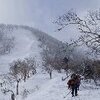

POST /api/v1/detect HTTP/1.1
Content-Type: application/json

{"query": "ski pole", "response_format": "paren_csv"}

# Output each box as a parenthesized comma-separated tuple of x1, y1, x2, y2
(64, 90, 71, 98)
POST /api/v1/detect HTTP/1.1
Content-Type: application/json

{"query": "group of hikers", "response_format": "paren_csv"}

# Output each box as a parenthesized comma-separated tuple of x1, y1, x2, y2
(67, 73, 81, 97)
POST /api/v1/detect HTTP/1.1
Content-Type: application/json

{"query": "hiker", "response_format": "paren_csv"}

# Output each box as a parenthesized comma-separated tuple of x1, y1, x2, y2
(71, 73, 81, 90)
(67, 73, 79, 97)
(76, 74, 81, 90)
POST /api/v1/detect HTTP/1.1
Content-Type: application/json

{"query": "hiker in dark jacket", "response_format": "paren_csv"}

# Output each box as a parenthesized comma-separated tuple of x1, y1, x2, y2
(67, 73, 79, 97)
(76, 74, 81, 90)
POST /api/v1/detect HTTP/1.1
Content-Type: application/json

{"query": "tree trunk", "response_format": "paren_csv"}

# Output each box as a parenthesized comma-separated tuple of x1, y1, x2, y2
(24, 73, 27, 82)
(11, 93, 15, 100)
(16, 80, 19, 95)
(49, 71, 52, 79)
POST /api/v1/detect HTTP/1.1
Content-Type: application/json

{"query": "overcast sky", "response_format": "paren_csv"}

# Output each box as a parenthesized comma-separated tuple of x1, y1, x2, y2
(0, 0, 100, 42)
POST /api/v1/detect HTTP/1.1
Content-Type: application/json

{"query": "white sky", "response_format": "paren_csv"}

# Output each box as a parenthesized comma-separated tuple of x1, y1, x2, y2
(0, 0, 100, 42)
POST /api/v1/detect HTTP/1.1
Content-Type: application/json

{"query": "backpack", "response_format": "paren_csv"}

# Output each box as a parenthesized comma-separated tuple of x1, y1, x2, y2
(76, 74, 81, 85)
(67, 79, 75, 88)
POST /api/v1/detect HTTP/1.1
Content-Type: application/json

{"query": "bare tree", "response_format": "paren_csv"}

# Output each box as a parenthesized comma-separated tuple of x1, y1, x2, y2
(42, 46, 54, 79)
(9, 58, 36, 95)
(25, 57, 37, 77)
(42, 43, 71, 79)
(9, 60, 22, 95)
(0, 73, 16, 100)
(1, 88, 15, 100)
(54, 9, 100, 53)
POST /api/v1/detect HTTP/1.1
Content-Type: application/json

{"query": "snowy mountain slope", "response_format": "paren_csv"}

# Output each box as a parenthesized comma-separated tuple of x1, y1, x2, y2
(0, 24, 100, 100)
(0, 26, 42, 74)
(0, 24, 64, 100)
(0, 24, 63, 74)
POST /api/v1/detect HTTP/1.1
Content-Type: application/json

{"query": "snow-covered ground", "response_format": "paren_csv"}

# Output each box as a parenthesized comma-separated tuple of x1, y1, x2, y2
(0, 27, 100, 100)
(1, 70, 100, 100)
(15, 71, 100, 100)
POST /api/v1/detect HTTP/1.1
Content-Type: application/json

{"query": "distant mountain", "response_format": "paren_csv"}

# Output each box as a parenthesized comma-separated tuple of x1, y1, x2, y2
(0, 24, 65, 74)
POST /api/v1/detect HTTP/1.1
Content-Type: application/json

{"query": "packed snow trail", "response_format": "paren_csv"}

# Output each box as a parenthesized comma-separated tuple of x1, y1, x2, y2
(15, 71, 100, 100)
(1, 70, 100, 100)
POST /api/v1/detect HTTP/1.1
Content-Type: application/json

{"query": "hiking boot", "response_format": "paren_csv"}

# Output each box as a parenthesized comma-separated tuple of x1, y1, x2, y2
(75, 94, 78, 96)
(72, 95, 74, 97)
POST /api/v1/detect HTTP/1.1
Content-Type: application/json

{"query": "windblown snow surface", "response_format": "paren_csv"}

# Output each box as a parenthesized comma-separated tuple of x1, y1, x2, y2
(0, 27, 100, 100)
